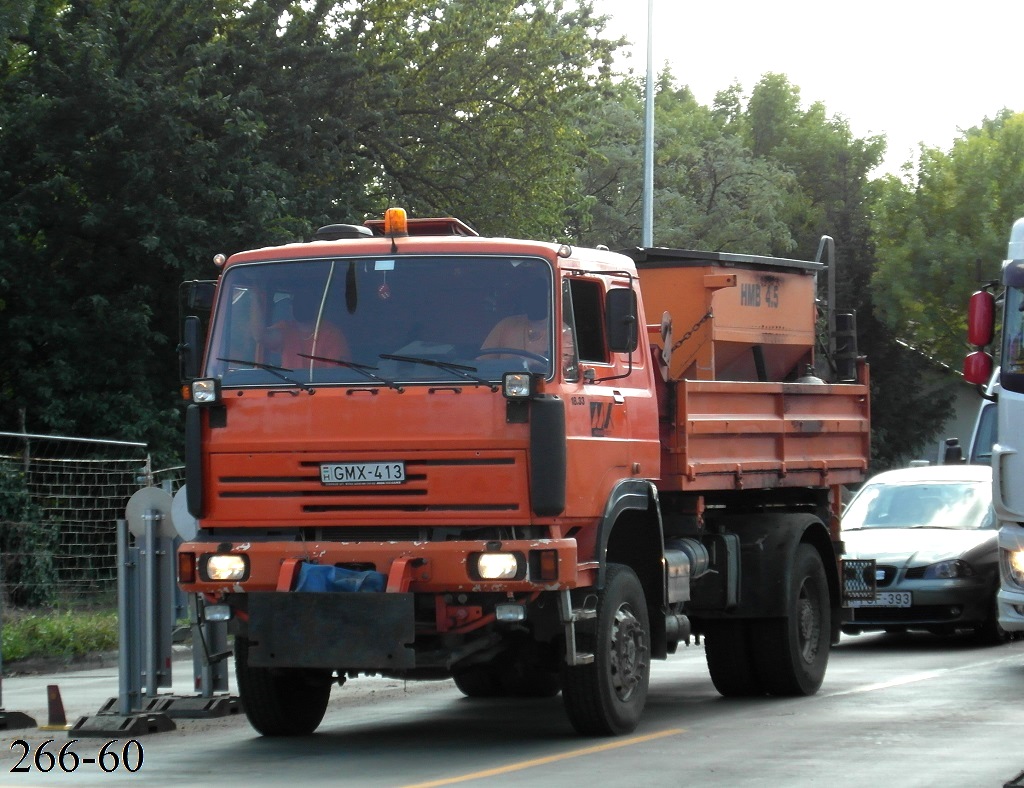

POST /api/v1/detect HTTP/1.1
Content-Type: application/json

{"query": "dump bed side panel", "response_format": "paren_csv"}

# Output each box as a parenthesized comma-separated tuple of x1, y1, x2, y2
(658, 372, 871, 492)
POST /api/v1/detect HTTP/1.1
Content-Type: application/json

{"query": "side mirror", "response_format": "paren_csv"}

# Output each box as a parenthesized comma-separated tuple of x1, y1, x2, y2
(178, 280, 216, 383)
(963, 349, 993, 386)
(180, 315, 203, 382)
(967, 289, 996, 347)
(606, 288, 638, 353)
(187, 280, 216, 311)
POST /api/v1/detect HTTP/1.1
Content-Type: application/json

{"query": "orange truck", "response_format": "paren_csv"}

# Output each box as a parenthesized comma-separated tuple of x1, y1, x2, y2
(176, 209, 872, 737)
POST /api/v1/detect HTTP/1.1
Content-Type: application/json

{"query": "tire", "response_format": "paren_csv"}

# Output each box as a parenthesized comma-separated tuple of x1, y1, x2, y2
(973, 591, 1011, 645)
(452, 664, 503, 698)
(454, 653, 561, 698)
(235, 637, 333, 736)
(501, 659, 562, 698)
(750, 544, 831, 696)
(561, 564, 651, 736)
(704, 620, 762, 697)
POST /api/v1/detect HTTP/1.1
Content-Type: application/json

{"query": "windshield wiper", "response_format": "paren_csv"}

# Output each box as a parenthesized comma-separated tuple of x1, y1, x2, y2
(378, 353, 497, 391)
(298, 354, 404, 391)
(217, 357, 315, 393)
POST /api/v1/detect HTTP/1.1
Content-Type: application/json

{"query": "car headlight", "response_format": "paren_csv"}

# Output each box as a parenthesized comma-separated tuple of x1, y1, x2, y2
(1006, 549, 1024, 587)
(471, 552, 524, 580)
(921, 559, 974, 579)
(203, 554, 249, 581)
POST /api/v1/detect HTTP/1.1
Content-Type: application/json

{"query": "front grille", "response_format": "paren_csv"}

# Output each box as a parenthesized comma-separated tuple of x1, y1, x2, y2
(208, 451, 527, 523)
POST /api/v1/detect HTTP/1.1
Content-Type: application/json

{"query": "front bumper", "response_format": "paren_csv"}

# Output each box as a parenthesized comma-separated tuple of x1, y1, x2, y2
(178, 537, 587, 595)
(997, 587, 1024, 632)
(843, 581, 991, 631)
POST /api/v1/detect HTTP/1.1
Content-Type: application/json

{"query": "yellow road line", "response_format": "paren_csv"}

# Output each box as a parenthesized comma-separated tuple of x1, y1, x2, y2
(401, 728, 686, 788)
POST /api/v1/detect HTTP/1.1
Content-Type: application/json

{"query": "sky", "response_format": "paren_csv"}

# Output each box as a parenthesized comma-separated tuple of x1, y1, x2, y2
(592, 0, 1024, 176)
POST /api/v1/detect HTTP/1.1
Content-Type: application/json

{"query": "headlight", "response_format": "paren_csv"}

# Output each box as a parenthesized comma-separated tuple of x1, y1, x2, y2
(502, 372, 533, 399)
(921, 559, 974, 579)
(1006, 549, 1024, 586)
(472, 552, 524, 580)
(203, 554, 249, 581)
(191, 378, 221, 404)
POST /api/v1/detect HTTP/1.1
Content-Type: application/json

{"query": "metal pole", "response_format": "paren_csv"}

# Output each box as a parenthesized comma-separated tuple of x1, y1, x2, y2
(116, 519, 136, 716)
(143, 510, 158, 698)
(641, 0, 655, 247)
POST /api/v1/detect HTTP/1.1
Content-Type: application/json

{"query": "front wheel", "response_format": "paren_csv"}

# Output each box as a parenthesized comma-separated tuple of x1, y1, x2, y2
(973, 590, 1011, 645)
(235, 637, 333, 736)
(751, 544, 831, 696)
(561, 564, 651, 736)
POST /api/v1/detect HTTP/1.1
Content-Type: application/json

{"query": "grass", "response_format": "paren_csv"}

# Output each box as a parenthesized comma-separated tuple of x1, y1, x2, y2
(1, 609, 119, 664)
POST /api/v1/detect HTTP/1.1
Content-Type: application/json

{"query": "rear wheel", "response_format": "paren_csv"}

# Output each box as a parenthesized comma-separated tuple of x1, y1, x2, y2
(454, 656, 561, 698)
(452, 663, 503, 698)
(235, 637, 333, 736)
(704, 620, 761, 696)
(501, 659, 562, 697)
(562, 564, 651, 736)
(751, 544, 831, 696)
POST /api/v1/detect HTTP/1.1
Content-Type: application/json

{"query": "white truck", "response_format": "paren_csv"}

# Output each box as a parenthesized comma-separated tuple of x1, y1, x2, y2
(964, 217, 1024, 633)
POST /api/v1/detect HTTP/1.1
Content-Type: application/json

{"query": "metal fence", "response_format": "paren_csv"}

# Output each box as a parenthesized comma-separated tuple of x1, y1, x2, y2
(0, 431, 182, 610)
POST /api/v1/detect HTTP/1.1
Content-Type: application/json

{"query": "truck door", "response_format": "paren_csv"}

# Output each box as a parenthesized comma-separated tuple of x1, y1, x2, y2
(561, 277, 659, 518)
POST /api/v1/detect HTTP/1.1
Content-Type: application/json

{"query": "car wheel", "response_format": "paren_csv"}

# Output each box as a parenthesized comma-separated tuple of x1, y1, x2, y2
(973, 591, 1011, 645)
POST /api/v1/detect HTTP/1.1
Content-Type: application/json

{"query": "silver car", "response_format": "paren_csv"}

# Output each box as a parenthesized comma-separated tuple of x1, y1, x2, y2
(841, 464, 1009, 643)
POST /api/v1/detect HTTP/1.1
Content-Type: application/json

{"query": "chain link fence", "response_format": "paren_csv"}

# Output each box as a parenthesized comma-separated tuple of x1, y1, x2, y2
(0, 432, 183, 611)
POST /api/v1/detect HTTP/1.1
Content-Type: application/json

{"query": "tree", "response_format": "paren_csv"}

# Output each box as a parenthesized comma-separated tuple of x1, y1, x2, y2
(728, 74, 950, 469)
(872, 110, 1024, 369)
(0, 0, 618, 461)
(571, 72, 797, 253)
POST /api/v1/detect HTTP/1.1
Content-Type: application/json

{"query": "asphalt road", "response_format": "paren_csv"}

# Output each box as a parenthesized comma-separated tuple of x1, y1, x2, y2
(1, 632, 1022, 787)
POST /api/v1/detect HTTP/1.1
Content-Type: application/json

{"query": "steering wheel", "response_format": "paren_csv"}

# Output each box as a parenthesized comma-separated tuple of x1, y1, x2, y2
(473, 347, 549, 364)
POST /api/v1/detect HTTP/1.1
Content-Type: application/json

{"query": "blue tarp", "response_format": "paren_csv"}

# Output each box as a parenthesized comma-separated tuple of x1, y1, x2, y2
(295, 563, 387, 593)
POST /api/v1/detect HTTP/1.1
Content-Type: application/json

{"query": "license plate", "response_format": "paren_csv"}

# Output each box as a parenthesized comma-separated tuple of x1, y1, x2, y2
(849, 591, 912, 608)
(320, 462, 406, 486)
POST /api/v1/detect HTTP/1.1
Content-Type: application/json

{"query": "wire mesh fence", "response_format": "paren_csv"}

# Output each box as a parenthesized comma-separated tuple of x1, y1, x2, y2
(0, 432, 181, 611)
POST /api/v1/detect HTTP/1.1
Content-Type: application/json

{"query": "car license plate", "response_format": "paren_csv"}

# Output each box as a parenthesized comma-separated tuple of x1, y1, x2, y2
(320, 462, 406, 486)
(849, 591, 912, 608)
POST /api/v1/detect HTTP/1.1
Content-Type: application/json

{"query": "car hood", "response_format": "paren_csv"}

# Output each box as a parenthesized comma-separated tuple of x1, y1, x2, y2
(842, 528, 996, 565)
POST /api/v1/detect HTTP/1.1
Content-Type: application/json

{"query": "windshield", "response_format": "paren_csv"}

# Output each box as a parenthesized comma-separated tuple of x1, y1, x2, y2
(1003, 284, 1024, 393)
(842, 480, 994, 531)
(204, 255, 554, 386)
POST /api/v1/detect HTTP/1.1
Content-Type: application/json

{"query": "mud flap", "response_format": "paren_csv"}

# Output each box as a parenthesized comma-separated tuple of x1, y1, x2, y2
(247, 592, 415, 670)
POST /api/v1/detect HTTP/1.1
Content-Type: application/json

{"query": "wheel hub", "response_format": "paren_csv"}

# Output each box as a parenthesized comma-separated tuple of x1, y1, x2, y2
(797, 580, 821, 665)
(610, 604, 649, 701)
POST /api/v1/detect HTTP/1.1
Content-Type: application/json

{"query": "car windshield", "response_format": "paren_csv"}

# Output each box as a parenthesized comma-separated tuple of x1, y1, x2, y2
(204, 255, 554, 386)
(842, 480, 994, 531)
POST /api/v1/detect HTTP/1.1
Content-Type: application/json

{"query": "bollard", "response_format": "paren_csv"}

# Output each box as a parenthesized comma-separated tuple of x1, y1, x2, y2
(39, 684, 71, 731)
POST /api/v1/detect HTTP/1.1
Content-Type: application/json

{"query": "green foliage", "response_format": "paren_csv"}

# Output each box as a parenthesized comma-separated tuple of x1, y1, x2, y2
(0, 0, 991, 473)
(571, 73, 798, 252)
(0, 0, 617, 458)
(872, 110, 1024, 369)
(1, 609, 118, 663)
(0, 461, 58, 607)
